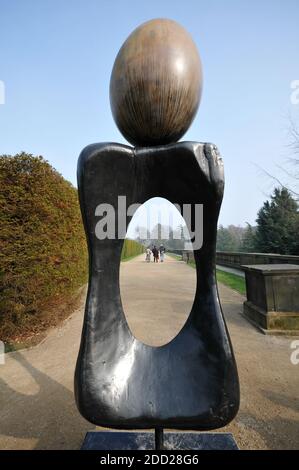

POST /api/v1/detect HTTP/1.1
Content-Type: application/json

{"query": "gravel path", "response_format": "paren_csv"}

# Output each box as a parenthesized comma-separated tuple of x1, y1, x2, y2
(0, 255, 298, 449)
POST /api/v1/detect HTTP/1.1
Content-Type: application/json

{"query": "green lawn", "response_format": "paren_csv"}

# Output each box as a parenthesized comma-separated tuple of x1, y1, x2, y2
(184, 260, 246, 295)
(166, 252, 183, 261)
(216, 269, 246, 295)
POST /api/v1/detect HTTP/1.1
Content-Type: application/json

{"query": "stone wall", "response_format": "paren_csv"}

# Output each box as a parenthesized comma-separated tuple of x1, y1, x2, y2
(216, 252, 299, 270)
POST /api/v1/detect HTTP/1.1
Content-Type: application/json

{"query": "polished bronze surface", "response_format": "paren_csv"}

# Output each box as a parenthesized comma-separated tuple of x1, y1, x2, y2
(75, 141, 239, 430)
(110, 19, 203, 146)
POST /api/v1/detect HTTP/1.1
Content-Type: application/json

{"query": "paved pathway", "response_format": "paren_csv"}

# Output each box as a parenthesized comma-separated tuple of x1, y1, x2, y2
(0, 255, 298, 449)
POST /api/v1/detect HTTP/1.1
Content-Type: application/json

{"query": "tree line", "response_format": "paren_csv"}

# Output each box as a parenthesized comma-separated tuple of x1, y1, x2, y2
(217, 187, 299, 255)
(135, 223, 188, 251)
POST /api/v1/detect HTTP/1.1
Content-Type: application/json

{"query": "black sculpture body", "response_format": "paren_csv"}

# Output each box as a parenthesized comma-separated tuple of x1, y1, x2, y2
(75, 141, 239, 430)
(75, 18, 239, 448)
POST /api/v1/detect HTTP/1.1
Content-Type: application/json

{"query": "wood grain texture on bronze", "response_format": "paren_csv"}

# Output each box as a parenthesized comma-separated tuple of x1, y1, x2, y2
(110, 19, 203, 147)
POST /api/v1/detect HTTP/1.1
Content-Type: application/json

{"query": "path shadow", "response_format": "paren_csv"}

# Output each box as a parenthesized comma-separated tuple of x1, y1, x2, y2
(0, 352, 95, 449)
(261, 389, 299, 414)
(236, 410, 299, 449)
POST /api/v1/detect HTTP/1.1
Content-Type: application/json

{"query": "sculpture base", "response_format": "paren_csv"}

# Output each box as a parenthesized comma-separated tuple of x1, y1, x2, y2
(81, 431, 238, 450)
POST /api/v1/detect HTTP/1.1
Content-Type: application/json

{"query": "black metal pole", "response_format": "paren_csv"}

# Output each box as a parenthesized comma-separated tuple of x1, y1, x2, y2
(155, 427, 164, 450)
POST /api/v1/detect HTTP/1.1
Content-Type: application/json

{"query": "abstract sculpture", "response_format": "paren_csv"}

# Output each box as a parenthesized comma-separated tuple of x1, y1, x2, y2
(75, 19, 239, 450)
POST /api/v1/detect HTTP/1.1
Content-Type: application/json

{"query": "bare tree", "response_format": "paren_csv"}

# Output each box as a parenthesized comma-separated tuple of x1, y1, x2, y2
(256, 117, 299, 200)
(288, 116, 299, 156)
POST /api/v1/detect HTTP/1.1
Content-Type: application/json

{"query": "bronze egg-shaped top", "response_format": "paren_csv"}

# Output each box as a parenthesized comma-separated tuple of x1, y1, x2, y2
(110, 18, 203, 147)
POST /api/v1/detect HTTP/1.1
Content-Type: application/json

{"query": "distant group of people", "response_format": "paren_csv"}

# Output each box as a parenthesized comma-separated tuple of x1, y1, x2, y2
(145, 244, 166, 263)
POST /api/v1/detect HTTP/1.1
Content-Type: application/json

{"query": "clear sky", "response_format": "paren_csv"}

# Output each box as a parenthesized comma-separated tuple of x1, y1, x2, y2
(1, 0, 299, 227)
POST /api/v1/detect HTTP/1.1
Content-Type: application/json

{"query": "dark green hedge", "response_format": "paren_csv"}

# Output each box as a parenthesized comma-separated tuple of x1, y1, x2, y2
(121, 238, 145, 260)
(0, 153, 88, 341)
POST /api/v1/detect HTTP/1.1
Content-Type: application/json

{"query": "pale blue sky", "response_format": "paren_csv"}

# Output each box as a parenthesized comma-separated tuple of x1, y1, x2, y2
(1, 0, 299, 226)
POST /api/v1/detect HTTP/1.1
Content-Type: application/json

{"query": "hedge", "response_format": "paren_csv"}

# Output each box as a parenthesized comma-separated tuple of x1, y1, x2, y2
(121, 238, 145, 260)
(0, 153, 145, 343)
(0, 153, 88, 342)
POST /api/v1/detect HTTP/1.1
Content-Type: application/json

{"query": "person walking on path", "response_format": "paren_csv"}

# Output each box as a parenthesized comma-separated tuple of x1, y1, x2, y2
(159, 244, 165, 262)
(152, 245, 159, 263)
(145, 247, 151, 262)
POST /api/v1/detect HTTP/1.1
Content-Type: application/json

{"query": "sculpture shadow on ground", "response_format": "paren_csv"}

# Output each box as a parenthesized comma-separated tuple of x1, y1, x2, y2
(236, 408, 299, 450)
(261, 389, 299, 414)
(0, 352, 94, 449)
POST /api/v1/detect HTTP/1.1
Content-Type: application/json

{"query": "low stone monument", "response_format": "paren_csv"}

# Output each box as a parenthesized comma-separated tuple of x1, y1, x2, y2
(243, 264, 299, 334)
(75, 18, 239, 450)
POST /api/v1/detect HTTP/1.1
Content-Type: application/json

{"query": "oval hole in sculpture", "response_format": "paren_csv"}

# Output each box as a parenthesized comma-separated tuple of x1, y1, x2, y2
(120, 197, 196, 347)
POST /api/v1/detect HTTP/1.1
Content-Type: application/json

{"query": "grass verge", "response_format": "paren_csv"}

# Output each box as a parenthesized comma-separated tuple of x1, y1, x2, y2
(184, 260, 246, 295)
(216, 269, 246, 295)
(166, 253, 183, 261)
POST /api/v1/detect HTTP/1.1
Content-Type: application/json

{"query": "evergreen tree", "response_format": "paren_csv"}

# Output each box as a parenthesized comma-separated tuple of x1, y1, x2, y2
(255, 188, 299, 254)
(240, 223, 256, 252)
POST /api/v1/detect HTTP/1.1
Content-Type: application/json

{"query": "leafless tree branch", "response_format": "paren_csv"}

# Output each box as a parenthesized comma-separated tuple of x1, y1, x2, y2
(254, 164, 299, 199)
